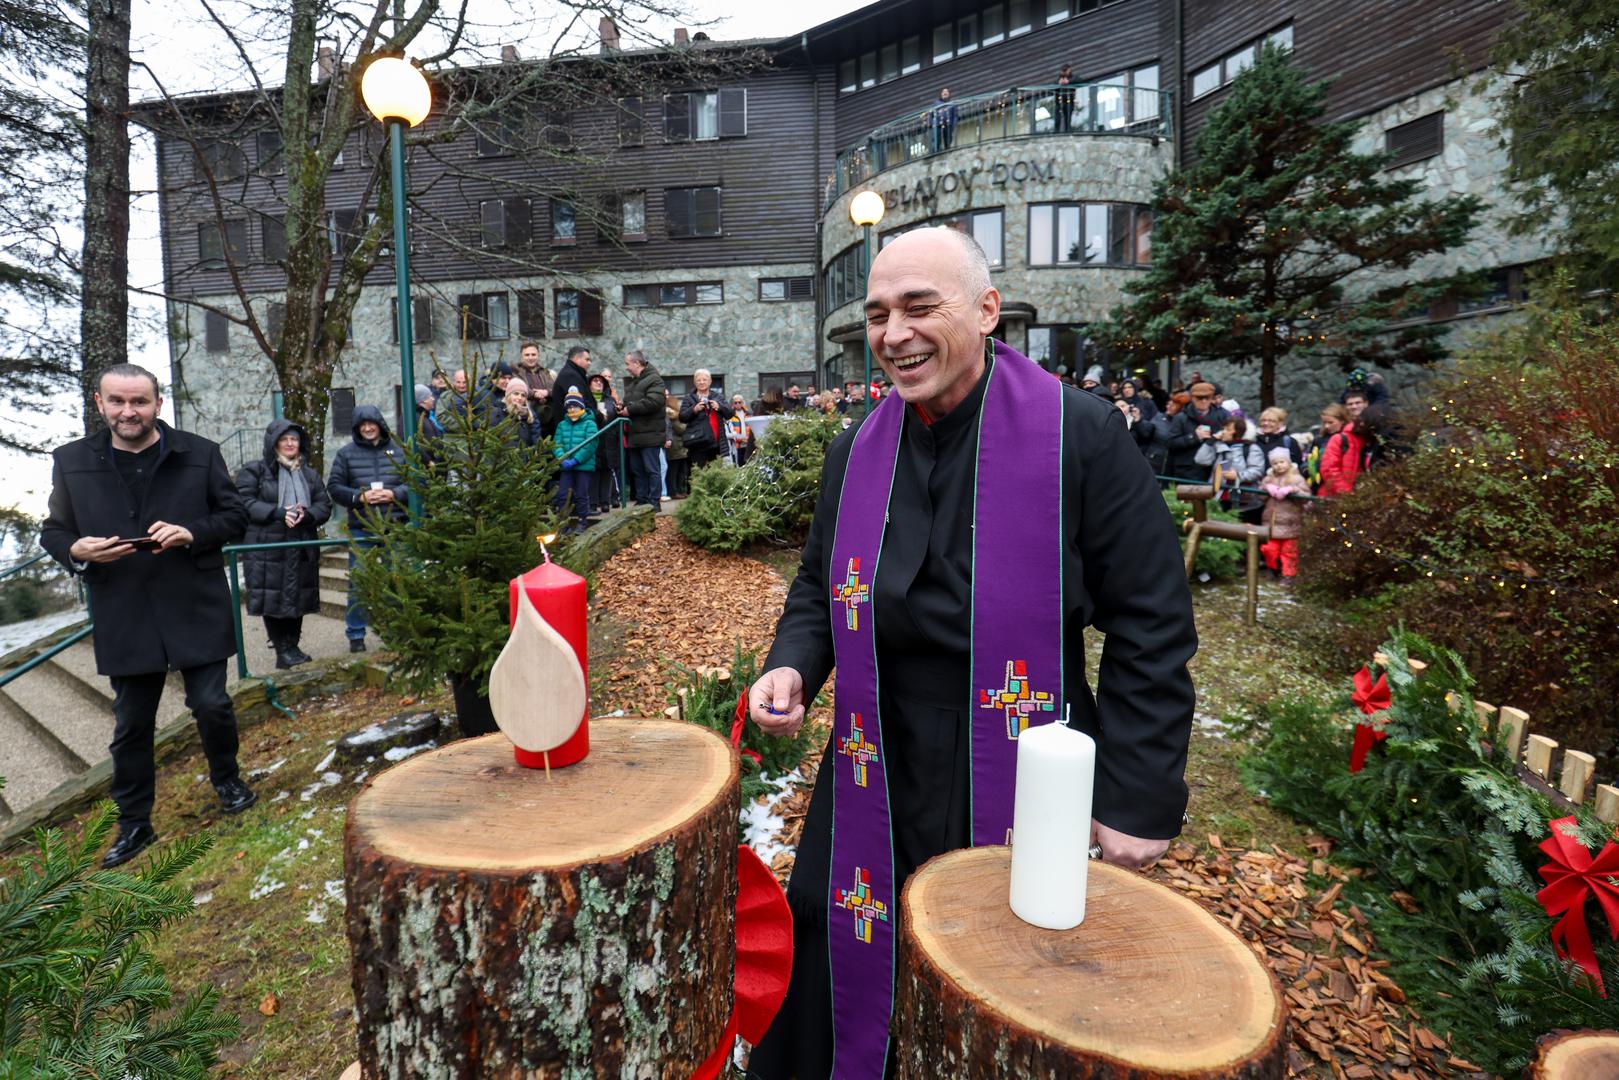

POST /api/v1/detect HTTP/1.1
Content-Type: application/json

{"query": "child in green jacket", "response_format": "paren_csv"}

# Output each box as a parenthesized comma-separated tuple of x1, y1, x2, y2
(553, 389, 598, 531)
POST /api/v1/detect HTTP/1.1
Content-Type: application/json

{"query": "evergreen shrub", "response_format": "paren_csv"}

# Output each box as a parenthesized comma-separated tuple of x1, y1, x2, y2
(1298, 304, 1619, 758)
(0, 797, 238, 1078)
(676, 414, 842, 553)
(1242, 633, 1619, 1072)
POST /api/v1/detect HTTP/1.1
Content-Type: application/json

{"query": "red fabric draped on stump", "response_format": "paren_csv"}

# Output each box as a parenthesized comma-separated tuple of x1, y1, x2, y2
(1538, 815, 1619, 998)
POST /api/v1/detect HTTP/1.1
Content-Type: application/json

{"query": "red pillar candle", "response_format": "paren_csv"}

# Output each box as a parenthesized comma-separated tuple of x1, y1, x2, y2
(508, 559, 590, 769)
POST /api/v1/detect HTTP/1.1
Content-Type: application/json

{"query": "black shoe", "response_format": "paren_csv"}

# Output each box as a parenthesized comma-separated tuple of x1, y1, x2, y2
(288, 646, 313, 665)
(349, 639, 367, 653)
(274, 647, 301, 670)
(102, 823, 158, 868)
(215, 778, 258, 815)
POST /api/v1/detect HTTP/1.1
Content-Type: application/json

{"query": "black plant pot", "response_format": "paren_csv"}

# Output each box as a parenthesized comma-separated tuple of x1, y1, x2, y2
(448, 675, 498, 738)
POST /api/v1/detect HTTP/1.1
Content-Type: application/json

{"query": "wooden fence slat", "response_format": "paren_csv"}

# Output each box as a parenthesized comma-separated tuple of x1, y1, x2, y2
(1473, 700, 1499, 743)
(1497, 706, 1529, 764)
(1406, 658, 1428, 675)
(1559, 750, 1596, 805)
(1524, 733, 1557, 780)
(1595, 785, 1619, 826)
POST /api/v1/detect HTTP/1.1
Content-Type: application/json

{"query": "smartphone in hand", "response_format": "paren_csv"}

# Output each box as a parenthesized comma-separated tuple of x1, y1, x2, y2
(120, 535, 164, 551)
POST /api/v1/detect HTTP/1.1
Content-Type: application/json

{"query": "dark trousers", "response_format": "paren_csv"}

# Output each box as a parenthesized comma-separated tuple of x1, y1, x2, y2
(667, 457, 691, 497)
(346, 531, 375, 643)
(263, 614, 302, 648)
(688, 444, 720, 472)
(556, 469, 592, 528)
(109, 660, 241, 827)
(628, 446, 662, 508)
(592, 446, 622, 510)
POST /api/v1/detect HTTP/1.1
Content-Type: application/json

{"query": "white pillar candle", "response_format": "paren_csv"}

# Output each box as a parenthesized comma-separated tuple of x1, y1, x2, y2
(1008, 720, 1096, 930)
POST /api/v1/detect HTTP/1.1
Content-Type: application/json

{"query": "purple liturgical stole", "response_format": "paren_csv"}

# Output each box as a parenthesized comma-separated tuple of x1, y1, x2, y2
(825, 340, 1065, 1077)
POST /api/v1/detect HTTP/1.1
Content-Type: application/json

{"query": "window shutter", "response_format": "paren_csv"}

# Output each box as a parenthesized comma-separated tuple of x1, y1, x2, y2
(664, 93, 690, 140)
(517, 289, 545, 336)
(695, 188, 721, 236)
(786, 276, 814, 301)
(580, 291, 603, 336)
(1386, 112, 1443, 169)
(330, 387, 355, 435)
(332, 209, 360, 257)
(413, 297, 433, 344)
(481, 200, 505, 247)
(505, 197, 531, 246)
(598, 192, 621, 241)
(718, 88, 747, 137)
(204, 309, 229, 352)
(256, 130, 284, 175)
(262, 216, 287, 263)
(457, 293, 488, 340)
(667, 188, 693, 237)
(619, 97, 643, 146)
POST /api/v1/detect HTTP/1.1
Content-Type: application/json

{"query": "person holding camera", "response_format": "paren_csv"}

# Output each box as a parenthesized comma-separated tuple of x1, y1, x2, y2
(41, 364, 255, 868)
(235, 420, 333, 670)
(678, 368, 734, 472)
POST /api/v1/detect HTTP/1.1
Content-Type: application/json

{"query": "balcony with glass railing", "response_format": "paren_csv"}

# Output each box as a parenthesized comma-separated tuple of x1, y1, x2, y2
(825, 81, 1172, 208)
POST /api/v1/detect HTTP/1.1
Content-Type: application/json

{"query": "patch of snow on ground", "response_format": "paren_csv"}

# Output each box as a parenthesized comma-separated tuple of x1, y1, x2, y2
(383, 742, 433, 762)
(192, 890, 213, 906)
(299, 771, 343, 801)
(247, 758, 287, 779)
(342, 722, 403, 746)
(1194, 711, 1230, 733)
(305, 900, 326, 924)
(741, 769, 803, 869)
(271, 790, 290, 802)
(250, 875, 286, 900)
(314, 749, 336, 771)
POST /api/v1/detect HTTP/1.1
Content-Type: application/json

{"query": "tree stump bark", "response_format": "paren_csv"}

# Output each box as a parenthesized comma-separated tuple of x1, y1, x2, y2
(895, 846, 1287, 1079)
(344, 720, 738, 1078)
(1529, 1029, 1619, 1079)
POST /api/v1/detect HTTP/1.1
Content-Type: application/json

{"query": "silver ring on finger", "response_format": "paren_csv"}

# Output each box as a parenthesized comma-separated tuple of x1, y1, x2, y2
(1087, 844, 1102, 860)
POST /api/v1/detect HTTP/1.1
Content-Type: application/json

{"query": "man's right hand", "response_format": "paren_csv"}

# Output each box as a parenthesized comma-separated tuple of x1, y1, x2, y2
(69, 536, 135, 564)
(750, 667, 806, 738)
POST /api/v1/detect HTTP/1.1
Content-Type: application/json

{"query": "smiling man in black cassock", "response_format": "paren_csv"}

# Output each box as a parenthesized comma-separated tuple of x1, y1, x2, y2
(744, 228, 1197, 1079)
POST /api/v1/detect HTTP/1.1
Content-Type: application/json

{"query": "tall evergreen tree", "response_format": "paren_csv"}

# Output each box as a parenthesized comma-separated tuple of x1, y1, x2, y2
(1492, 1, 1619, 288)
(1104, 44, 1481, 408)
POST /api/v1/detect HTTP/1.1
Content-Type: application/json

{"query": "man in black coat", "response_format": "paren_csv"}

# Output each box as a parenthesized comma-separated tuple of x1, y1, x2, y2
(326, 405, 408, 653)
(40, 364, 256, 868)
(543, 345, 597, 437)
(1162, 381, 1230, 481)
(619, 349, 668, 510)
(744, 230, 1197, 1078)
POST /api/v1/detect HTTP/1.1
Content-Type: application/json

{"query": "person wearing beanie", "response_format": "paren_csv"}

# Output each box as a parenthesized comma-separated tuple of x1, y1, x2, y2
(1259, 446, 1309, 577)
(552, 386, 598, 532)
(413, 383, 443, 452)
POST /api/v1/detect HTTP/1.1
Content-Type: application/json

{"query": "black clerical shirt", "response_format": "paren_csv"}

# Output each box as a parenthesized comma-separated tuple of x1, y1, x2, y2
(112, 441, 162, 516)
(765, 355, 1197, 839)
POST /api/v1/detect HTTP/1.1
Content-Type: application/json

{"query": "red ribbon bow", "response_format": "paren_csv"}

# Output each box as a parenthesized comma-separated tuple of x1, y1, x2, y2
(730, 691, 763, 766)
(1347, 665, 1392, 773)
(1537, 815, 1619, 998)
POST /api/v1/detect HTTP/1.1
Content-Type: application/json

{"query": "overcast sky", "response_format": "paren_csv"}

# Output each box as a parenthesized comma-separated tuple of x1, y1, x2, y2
(3, 0, 870, 519)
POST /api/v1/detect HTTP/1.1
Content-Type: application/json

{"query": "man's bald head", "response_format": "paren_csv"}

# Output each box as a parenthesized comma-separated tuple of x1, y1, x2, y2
(874, 227, 993, 299)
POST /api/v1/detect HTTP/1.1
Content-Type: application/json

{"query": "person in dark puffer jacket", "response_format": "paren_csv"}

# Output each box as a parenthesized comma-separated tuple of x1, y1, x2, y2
(326, 404, 409, 651)
(235, 419, 332, 669)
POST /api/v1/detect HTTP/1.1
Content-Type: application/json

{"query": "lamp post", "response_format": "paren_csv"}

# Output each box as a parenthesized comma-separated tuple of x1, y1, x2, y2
(361, 55, 431, 451)
(849, 189, 885, 417)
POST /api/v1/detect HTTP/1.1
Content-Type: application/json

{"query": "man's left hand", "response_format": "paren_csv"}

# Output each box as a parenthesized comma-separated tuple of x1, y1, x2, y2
(147, 520, 194, 551)
(1091, 820, 1169, 870)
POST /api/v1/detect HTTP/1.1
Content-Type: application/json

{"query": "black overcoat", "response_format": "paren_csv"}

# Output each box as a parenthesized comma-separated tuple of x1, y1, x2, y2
(40, 422, 248, 676)
(235, 420, 333, 619)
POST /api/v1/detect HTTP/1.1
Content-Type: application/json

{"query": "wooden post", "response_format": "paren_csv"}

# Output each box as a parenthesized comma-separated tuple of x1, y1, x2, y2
(895, 847, 1287, 1079)
(1497, 706, 1529, 765)
(344, 722, 738, 1077)
(1244, 532, 1259, 626)
(1529, 1029, 1619, 1079)
(1524, 734, 1557, 780)
(1595, 785, 1619, 826)
(1560, 750, 1596, 805)
(1183, 521, 1203, 580)
(1473, 700, 1499, 743)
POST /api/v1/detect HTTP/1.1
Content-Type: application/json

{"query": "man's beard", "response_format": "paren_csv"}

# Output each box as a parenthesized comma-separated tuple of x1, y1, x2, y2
(109, 415, 155, 442)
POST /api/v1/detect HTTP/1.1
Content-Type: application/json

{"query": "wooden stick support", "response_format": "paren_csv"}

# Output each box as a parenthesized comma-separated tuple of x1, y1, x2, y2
(1529, 1029, 1619, 1080)
(1525, 733, 1557, 780)
(1560, 750, 1596, 805)
(344, 721, 739, 1077)
(1497, 706, 1529, 765)
(895, 847, 1287, 1079)
(1595, 785, 1619, 826)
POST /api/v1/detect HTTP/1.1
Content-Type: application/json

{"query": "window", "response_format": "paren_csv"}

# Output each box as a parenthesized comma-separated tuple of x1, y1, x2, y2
(329, 387, 355, 436)
(1191, 64, 1220, 99)
(1193, 23, 1294, 100)
(486, 292, 510, 339)
(622, 191, 646, 239)
(623, 285, 653, 308)
(618, 97, 643, 146)
(543, 110, 572, 149)
(1046, 0, 1069, 26)
(195, 139, 246, 182)
(554, 289, 603, 335)
(1095, 73, 1127, 131)
(481, 197, 532, 247)
(389, 297, 434, 345)
(1026, 325, 1101, 374)
(718, 89, 747, 137)
(666, 187, 722, 238)
(932, 24, 953, 64)
(664, 89, 746, 141)
(663, 373, 727, 397)
(454, 292, 510, 340)
(1132, 64, 1161, 124)
(366, 207, 413, 257)
(760, 276, 814, 302)
(981, 4, 1005, 46)
(326, 209, 360, 258)
(626, 281, 723, 307)
(256, 130, 283, 175)
(882, 208, 1004, 269)
(1009, 0, 1033, 36)
(457, 293, 488, 340)
(261, 216, 287, 263)
(1028, 203, 1152, 267)
(552, 198, 576, 243)
(859, 51, 877, 90)
(839, 58, 857, 95)
(1386, 112, 1444, 169)
(198, 219, 246, 268)
(823, 244, 868, 310)
(901, 35, 922, 74)
(956, 13, 978, 55)
(1270, 24, 1293, 50)
(474, 113, 522, 157)
(758, 371, 814, 396)
(204, 309, 228, 353)
(517, 289, 545, 336)
(1225, 43, 1256, 80)
(879, 43, 899, 84)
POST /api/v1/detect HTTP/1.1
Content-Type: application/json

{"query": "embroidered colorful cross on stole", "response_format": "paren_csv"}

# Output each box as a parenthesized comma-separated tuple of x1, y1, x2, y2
(826, 340, 1065, 1078)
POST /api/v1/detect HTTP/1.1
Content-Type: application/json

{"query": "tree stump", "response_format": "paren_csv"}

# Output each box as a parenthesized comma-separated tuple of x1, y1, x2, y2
(1529, 1029, 1619, 1079)
(895, 847, 1287, 1079)
(344, 720, 738, 1078)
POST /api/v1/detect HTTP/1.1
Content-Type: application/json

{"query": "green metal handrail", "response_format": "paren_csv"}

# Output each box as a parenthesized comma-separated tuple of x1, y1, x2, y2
(559, 416, 628, 508)
(1156, 474, 1321, 502)
(0, 623, 93, 691)
(223, 537, 353, 683)
(0, 551, 50, 582)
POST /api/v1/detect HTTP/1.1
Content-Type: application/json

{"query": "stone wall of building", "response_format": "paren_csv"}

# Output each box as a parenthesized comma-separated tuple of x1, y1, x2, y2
(169, 260, 820, 448)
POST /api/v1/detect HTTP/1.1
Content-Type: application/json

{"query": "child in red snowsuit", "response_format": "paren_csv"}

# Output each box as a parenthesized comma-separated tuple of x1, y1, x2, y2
(1260, 447, 1309, 577)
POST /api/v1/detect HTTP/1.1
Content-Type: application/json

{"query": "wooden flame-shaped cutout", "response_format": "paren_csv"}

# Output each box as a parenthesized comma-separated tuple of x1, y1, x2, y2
(488, 587, 586, 753)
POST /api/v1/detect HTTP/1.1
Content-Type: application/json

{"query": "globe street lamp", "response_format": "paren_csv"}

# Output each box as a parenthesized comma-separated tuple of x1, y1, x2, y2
(361, 55, 431, 461)
(849, 189, 885, 416)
